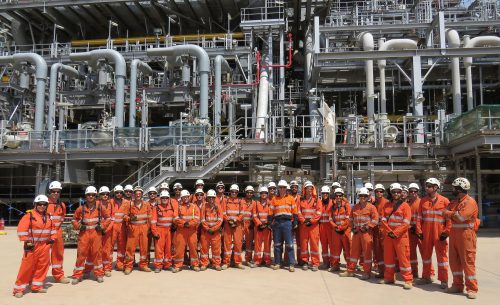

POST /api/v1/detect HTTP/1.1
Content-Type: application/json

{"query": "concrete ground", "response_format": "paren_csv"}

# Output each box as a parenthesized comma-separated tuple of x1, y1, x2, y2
(0, 227, 498, 305)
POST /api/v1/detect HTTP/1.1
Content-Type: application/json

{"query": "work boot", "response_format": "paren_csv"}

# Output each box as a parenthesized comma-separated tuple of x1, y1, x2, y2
(115, 266, 124, 271)
(339, 271, 354, 277)
(412, 272, 419, 279)
(271, 264, 280, 270)
(416, 278, 433, 285)
(154, 268, 161, 273)
(302, 264, 309, 271)
(440, 281, 448, 289)
(248, 262, 256, 268)
(446, 286, 464, 294)
(375, 272, 384, 279)
(236, 264, 245, 270)
(356, 265, 363, 271)
(71, 278, 81, 285)
(328, 266, 340, 272)
(193, 266, 201, 272)
(200, 266, 207, 271)
(14, 292, 23, 298)
(320, 263, 329, 270)
(215, 266, 222, 271)
(141, 266, 152, 272)
(124, 269, 132, 275)
(360, 273, 370, 280)
(379, 279, 395, 284)
(221, 265, 228, 270)
(466, 292, 477, 299)
(82, 273, 90, 280)
(56, 277, 70, 284)
(289, 266, 295, 272)
(96, 277, 104, 283)
(403, 282, 413, 290)
(171, 268, 181, 273)
(311, 266, 319, 272)
(32, 289, 47, 293)
(104, 271, 112, 277)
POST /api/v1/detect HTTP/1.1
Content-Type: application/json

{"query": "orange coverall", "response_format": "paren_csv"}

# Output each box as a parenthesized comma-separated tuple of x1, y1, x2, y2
(319, 198, 334, 266)
(253, 199, 272, 265)
(111, 198, 128, 270)
(417, 194, 451, 282)
(123, 200, 151, 270)
(242, 198, 255, 262)
(200, 203, 223, 267)
(329, 198, 352, 269)
(223, 198, 244, 265)
(444, 194, 479, 293)
(13, 210, 56, 294)
(373, 196, 390, 274)
(380, 201, 413, 283)
(151, 199, 178, 269)
(47, 199, 66, 281)
(298, 196, 322, 267)
(408, 196, 429, 277)
(98, 200, 114, 272)
(291, 194, 302, 261)
(173, 202, 200, 268)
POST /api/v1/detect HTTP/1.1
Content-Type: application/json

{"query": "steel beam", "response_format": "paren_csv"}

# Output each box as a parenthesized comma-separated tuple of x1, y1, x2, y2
(0, 0, 132, 11)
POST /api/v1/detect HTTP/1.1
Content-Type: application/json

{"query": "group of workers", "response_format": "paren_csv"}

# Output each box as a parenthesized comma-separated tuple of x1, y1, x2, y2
(13, 177, 479, 300)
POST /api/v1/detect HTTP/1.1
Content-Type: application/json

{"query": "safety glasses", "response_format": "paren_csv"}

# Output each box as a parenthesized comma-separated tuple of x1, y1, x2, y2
(217, 186, 225, 189)
(196, 194, 204, 197)
(425, 184, 434, 188)
(36, 203, 48, 206)
(409, 190, 418, 193)
(101, 193, 110, 196)
(335, 194, 343, 197)
(86, 194, 96, 197)
(358, 195, 368, 198)
(375, 190, 384, 193)
(50, 190, 61, 194)
(391, 191, 402, 194)
(230, 190, 238, 193)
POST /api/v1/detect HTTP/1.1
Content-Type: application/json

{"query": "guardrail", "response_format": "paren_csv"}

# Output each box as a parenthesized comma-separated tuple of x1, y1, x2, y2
(445, 105, 500, 143)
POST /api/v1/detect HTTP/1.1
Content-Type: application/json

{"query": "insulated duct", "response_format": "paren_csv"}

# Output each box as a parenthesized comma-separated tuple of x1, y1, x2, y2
(129, 59, 153, 127)
(446, 29, 462, 114)
(214, 55, 231, 136)
(357, 32, 375, 116)
(48, 63, 80, 131)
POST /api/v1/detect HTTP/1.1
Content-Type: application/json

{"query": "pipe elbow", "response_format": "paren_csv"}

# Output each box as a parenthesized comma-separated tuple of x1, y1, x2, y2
(357, 32, 374, 51)
(215, 55, 231, 72)
(445, 29, 461, 48)
(12, 53, 47, 79)
(90, 49, 126, 77)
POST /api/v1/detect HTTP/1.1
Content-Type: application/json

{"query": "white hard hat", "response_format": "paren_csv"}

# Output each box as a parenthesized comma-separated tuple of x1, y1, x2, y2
(34, 194, 49, 204)
(49, 181, 62, 190)
(304, 181, 314, 188)
(245, 185, 255, 192)
(147, 187, 158, 194)
(401, 185, 408, 192)
(259, 186, 269, 193)
(173, 183, 183, 189)
(374, 184, 385, 191)
(331, 182, 341, 188)
(452, 177, 471, 191)
(134, 186, 144, 193)
(216, 181, 225, 188)
(195, 179, 205, 186)
(114, 185, 124, 192)
(99, 186, 110, 194)
(195, 188, 204, 195)
(364, 182, 374, 190)
(230, 184, 239, 192)
(321, 186, 330, 193)
(358, 187, 369, 196)
(160, 182, 169, 190)
(408, 183, 420, 190)
(207, 189, 216, 197)
(180, 190, 190, 197)
(390, 183, 402, 192)
(268, 182, 276, 188)
(425, 178, 441, 188)
(160, 190, 170, 198)
(289, 180, 298, 186)
(334, 188, 344, 195)
(124, 184, 134, 191)
(277, 180, 288, 187)
(85, 186, 98, 195)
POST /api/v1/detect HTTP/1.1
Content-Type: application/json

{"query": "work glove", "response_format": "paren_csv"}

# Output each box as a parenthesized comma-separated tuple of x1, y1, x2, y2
(153, 234, 160, 240)
(388, 232, 397, 239)
(208, 229, 214, 235)
(96, 224, 105, 235)
(79, 224, 86, 232)
(409, 226, 416, 234)
(416, 233, 424, 240)
(335, 228, 344, 235)
(293, 220, 298, 230)
(257, 224, 265, 231)
(47, 239, 55, 245)
(352, 227, 359, 234)
(360, 225, 368, 233)
(183, 222, 190, 228)
(305, 220, 312, 227)
(24, 241, 35, 251)
(129, 215, 138, 221)
(439, 232, 448, 241)
(170, 224, 177, 233)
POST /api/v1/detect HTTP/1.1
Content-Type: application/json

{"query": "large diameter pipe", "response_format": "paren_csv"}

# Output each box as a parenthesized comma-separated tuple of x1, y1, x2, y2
(48, 63, 80, 131)
(357, 32, 375, 117)
(463, 35, 500, 111)
(446, 29, 462, 114)
(70, 49, 126, 127)
(147, 45, 210, 120)
(214, 55, 231, 133)
(255, 70, 269, 139)
(129, 59, 153, 127)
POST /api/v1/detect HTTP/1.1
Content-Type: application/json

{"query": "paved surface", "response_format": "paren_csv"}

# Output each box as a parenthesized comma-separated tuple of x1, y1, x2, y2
(0, 227, 499, 305)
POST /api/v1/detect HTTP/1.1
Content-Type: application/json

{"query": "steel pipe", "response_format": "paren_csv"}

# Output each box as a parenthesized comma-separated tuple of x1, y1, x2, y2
(129, 59, 153, 127)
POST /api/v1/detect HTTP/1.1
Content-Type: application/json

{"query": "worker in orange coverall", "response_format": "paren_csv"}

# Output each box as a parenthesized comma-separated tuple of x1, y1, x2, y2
(46, 181, 70, 284)
(319, 185, 334, 269)
(373, 183, 390, 278)
(111, 185, 128, 271)
(340, 187, 378, 279)
(71, 186, 110, 285)
(253, 186, 273, 267)
(329, 187, 352, 272)
(151, 190, 178, 272)
(379, 183, 413, 290)
(13, 195, 57, 298)
(200, 189, 223, 271)
(443, 177, 479, 300)
(416, 178, 450, 289)
(407, 182, 428, 278)
(172, 190, 201, 272)
(289, 180, 302, 263)
(97, 186, 114, 277)
(242, 185, 256, 266)
(298, 181, 322, 271)
(123, 186, 152, 274)
(222, 184, 245, 269)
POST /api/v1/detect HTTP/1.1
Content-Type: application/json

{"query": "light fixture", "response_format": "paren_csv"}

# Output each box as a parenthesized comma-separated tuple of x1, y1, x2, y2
(110, 21, 118, 27)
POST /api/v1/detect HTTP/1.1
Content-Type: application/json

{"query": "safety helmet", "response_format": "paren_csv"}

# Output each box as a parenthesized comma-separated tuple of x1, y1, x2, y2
(195, 188, 204, 195)
(147, 187, 158, 194)
(331, 182, 341, 189)
(425, 178, 440, 188)
(245, 185, 255, 192)
(99, 186, 110, 194)
(207, 189, 216, 198)
(321, 186, 330, 193)
(85, 186, 98, 195)
(289, 180, 298, 186)
(401, 185, 408, 192)
(49, 181, 62, 190)
(268, 182, 276, 189)
(195, 179, 205, 186)
(133, 186, 144, 193)
(334, 188, 344, 195)
(277, 180, 288, 187)
(230, 184, 239, 192)
(160, 182, 169, 190)
(34, 194, 49, 204)
(389, 183, 402, 192)
(374, 184, 385, 191)
(259, 186, 269, 193)
(304, 181, 314, 188)
(124, 184, 134, 191)
(160, 191, 170, 198)
(357, 187, 369, 196)
(173, 183, 183, 189)
(114, 185, 124, 192)
(408, 183, 420, 191)
(364, 182, 374, 190)
(216, 181, 225, 188)
(180, 190, 190, 197)
(452, 177, 471, 191)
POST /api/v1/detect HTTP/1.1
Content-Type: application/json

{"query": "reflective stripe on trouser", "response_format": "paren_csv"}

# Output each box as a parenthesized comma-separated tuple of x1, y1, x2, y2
(223, 224, 243, 265)
(72, 230, 104, 279)
(319, 223, 334, 266)
(244, 222, 254, 262)
(299, 224, 320, 267)
(154, 227, 173, 269)
(253, 227, 272, 265)
(372, 227, 385, 274)
(13, 243, 51, 294)
(347, 232, 373, 273)
(102, 229, 114, 271)
(272, 220, 296, 265)
(409, 232, 431, 277)
(174, 227, 199, 268)
(124, 224, 149, 270)
(331, 229, 351, 268)
(200, 231, 221, 267)
(383, 235, 413, 282)
(421, 235, 449, 282)
(50, 230, 65, 280)
(112, 223, 127, 269)
(449, 229, 478, 293)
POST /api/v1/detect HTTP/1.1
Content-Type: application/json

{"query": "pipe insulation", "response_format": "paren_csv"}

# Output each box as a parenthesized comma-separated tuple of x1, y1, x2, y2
(129, 59, 153, 127)
(357, 32, 375, 116)
(214, 55, 231, 133)
(446, 29, 462, 114)
(48, 63, 80, 131)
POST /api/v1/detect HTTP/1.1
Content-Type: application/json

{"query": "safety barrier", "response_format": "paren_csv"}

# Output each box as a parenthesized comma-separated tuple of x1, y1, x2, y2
(445, 105, 500, 143)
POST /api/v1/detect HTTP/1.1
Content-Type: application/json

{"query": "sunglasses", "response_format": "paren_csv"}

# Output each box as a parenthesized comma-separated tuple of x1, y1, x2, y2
(125, 190, 133, 193)
(86, 194, 96, 197)
(101, 193, 110, 196)
(358, 195, 368, 198)
(50, 190, 61, 194)
(217, 186, 224, 189)
(230, 191, 238, 193)
(392, 191, 402, 194)
(115, 192, 123, 194)
(409, 190, 418, 193)
(37, 203, 48, 206)
(425, 185, 435, 188)
(335, 194, 343, 197)
(246, 191, 254, 194)
(260, 192, 268, 194)
(375, 190, 384, 193)
(196, 194, 204, 197)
